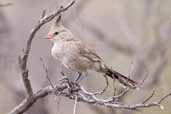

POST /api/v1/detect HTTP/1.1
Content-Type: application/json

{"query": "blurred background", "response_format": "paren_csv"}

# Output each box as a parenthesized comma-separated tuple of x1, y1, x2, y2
(0, 0, 171, 114)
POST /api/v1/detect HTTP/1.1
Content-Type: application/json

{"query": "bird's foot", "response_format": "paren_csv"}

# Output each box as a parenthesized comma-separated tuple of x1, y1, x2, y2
(59, 72, 80, 94)
(75, 72, 82, 83)
(59, 71, 70, 84)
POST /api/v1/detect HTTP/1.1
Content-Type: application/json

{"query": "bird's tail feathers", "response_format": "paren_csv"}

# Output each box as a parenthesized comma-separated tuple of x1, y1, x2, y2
(100, 64, 137, 89)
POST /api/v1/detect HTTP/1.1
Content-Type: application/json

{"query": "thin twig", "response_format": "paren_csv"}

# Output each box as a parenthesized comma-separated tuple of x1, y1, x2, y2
(113, 88, 129, 99)
(73, 84, 171, 110)
(7, 79, 171, 114)
(40, 57, 54, 89)
(73, 95, 78, 114)
(129, 61, 135, 78)
(94, 74, 109, 95)
(139, 70, 148, 88)
(142, 90, 155, 104)
(56, 96, 62, 114)
(41, 10, 46, 19)
(113, 78, 117, 96)
(158, 93, 171, 104)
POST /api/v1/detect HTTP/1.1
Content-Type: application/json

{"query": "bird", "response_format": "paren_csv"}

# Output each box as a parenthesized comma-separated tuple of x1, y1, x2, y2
(46, 15, 137, 89)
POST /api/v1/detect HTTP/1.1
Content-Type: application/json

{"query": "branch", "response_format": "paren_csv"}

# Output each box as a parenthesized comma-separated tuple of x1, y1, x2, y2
(7, 80, 171, 114)
(40, 57, 54, 89)
(55, 82, 171, 111)
(73, 95, 78, 114)
(18, 0, 75, 97)
(7, 85, 67, 114)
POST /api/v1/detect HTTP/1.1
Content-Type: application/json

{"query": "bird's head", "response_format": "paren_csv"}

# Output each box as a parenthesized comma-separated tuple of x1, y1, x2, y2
(47, 15, 73, 42)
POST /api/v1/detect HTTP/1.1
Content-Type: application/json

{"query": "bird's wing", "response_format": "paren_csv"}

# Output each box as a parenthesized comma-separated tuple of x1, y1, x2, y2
(78, 42, 102, 62)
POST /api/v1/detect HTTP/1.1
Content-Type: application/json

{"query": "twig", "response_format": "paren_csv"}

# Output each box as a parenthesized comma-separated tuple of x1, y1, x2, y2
(113, 88, 129, 99)
(73, 95, 78, 114)
(142, 90, 155, 104)
(139, 70, 148, 88)
(56, 96, 62, 114)
(40, 57, 54, 89)
(128, 61, 135, 78)
(94, 74, 109, 95)
(65, 0, 90, 25)
(7, 78, 171, 114)
(112, 78, 117, 96)
(158, 93, 171, 104)
(58, 82, 171, 111)
(41, 10, 46, 19)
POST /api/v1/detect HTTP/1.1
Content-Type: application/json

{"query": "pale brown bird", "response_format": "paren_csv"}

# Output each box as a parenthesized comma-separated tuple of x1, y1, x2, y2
(47, 16, 137, 89)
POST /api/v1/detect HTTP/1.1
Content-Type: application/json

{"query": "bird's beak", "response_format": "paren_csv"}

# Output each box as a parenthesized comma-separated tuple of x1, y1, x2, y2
(44, 34, 53, 39)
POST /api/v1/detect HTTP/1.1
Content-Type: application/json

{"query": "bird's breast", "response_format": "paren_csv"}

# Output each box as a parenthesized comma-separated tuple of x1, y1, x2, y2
(51, 41, 78, 61)
(51, 42, 65, 61)
(51, 41, 92, 72)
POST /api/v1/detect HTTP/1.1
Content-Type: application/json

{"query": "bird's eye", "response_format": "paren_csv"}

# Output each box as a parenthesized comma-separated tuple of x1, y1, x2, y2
(54, 32, 59, 35)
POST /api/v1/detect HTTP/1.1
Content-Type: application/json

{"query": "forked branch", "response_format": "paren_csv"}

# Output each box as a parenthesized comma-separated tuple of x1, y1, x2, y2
(18, 0, 75, 97)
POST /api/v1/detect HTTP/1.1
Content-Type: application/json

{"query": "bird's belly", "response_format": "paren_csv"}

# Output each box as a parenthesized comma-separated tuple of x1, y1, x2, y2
(62, 55, 93, 72)
(51, 43, 79, 70)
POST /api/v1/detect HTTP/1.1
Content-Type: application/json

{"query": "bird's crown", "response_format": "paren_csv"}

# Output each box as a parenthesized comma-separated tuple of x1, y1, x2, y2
(47, 15, 73, 41)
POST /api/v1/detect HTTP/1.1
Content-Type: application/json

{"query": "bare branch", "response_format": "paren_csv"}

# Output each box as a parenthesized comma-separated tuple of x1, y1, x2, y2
(113, 88, 129, 99)
(7, 85, 67, 114)
(53, 81, 171, 111)
(158, 93, 171, 104)
(93, 74, 109, 95)
(40, 57, 54, 89)
(41, 10, 46, 19)
(18, 0, 75, 97)
(142, 90, 155, 104)
(73, 95, 78, 114)
(138, 70, 148, 88)
(65, 0, 90, 25)
(7, 77, 171, 114)
(56, 96, 62, 114)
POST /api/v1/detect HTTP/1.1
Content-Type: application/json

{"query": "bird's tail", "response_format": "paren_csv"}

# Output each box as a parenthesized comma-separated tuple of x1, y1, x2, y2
(99, 64, 137, 89)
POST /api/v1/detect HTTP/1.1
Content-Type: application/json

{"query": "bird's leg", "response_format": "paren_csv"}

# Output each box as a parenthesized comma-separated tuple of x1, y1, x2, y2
(59, 72, 80, 93)
(112, 78, 117, 96)
(75, 72, 82, 83)
(59, 71, 82, 94)
(60, 71, 69, 83)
